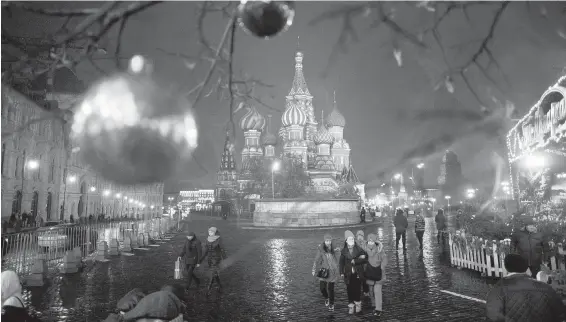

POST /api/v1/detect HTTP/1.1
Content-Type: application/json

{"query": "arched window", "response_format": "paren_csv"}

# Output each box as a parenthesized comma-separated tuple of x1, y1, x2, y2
(31, 191, 39, 217)
(1, 143, 5, 176)
(15, 157, 21, 178)
(49, 159, 55, 183)
(46, 192, 52, 220)
(11, 190, 22, 214)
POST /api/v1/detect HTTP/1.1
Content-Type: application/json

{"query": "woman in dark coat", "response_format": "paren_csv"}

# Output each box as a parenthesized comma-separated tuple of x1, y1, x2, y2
(312, 233, 340, 312)
(199, 227, 227, 294)
(340, 230, 368, 315)
(178, 232, 202, 289)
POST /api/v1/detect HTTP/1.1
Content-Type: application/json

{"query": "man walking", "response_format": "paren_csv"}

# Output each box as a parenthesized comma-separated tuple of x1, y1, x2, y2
(486, 254, 565, 321)
(360, 207, 366, 223)
(414, 210, 426, 250)
(435, 209, 447, 245)
(178, 232, 202, 289)
(510, 216, 550, 278)
(393, 208, 408, 251)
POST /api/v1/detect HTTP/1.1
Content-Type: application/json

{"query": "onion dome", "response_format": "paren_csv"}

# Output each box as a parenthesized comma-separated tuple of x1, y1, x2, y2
(239, 105, 266, 131)
(262, 131, 277, 146)
(281, 101, 307, 127)
(313, 124, 334, 145)
(326, 106, 345, 128)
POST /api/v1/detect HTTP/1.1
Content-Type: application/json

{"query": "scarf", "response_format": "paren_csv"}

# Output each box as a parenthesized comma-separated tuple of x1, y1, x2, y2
(207, 235, 220, 243)
(365, 241, 384, 267)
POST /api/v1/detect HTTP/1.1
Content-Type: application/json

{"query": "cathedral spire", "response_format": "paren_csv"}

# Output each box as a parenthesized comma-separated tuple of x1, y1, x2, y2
(288, 42, 311, 97)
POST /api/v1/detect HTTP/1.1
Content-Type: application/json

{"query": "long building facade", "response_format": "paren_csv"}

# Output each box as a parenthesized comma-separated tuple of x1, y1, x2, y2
(1, 69, 164, 222)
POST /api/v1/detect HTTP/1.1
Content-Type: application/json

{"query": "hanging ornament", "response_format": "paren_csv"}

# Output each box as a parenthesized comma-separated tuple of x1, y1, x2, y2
(393, 48, 403, 67)
(71, 55, 199, 185)
(237, 1, 295, 39)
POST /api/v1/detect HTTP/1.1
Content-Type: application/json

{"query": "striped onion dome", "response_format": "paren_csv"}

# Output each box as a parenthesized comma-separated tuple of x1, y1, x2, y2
(239, 105, 266, 131)
(281, 101, 307, 127)
(313, 124, 334, 145)
(262, 131, 277, 146)
(326, 106, 345, 128)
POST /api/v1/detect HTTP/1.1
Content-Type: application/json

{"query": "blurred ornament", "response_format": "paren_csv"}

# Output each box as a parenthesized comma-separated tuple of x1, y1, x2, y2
(393, 48, 403, 67)
(71, 55, 198, 185)
(237, 1, 295, 38)
(444, 76, 454, 93)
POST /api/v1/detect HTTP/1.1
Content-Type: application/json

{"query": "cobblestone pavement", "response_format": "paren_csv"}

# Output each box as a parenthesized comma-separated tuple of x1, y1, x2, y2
(22, 215, 493, 321)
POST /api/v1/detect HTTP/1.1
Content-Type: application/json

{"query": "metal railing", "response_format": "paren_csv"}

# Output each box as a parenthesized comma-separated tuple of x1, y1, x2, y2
(1, 218, 175, 276)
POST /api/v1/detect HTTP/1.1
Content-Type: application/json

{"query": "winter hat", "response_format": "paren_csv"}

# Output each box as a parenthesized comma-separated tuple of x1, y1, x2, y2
(356, 230, 365, 239)
(323, 233, 332, 241)
(344, 230, 354, 240)
(504, 254, 528, 273)
(208, 227, 218, 235)
(367, 233, 378, 243)
(520, 216, 536, 227)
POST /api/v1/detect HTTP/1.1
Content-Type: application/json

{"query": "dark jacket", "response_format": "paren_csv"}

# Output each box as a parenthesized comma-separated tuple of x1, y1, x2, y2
(393, 214, 408, 233)
(200, 236, 226, 267)
(510, 229, 550, 268)
(415, 215, 426, 232)
(1, 306, 41, 322)
(435, 213, 447, 231)
(486, 274, 565, 322)
(179, 233, 202, 265)
(339, 243, 368, 284)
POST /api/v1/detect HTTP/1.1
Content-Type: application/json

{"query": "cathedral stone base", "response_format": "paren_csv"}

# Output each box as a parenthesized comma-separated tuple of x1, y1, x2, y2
(253, 199, 359, 227)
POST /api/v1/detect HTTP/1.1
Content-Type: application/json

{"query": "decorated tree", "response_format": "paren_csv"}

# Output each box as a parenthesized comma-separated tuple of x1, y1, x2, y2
(275, 154, 312, 199)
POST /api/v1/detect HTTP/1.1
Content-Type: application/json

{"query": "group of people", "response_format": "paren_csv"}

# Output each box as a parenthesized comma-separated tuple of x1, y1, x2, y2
(177, 226, 227, 294)
(311, 229, 387, 316)
(3, 212, 44, 233)
(392, 208, 447, 252)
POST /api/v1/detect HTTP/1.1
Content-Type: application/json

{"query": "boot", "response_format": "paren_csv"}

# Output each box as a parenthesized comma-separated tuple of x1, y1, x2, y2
(355, 301, 362, 313)
(348, 303, 355, 315)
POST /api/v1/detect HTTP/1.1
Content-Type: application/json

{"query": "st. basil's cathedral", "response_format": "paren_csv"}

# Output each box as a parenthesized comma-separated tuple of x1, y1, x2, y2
(215, 49, 365, 205)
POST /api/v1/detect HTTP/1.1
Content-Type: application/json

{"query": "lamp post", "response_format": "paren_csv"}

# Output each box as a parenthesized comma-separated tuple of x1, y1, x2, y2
(391, 173, 401, 209)
(20, 152, 39, 213)
(430, 197, 436, 212)
(445, 195, 451, 212)
(271, 160, 280, 199)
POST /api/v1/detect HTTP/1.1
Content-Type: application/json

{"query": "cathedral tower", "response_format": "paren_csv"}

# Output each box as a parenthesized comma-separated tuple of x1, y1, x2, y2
(262, 114, 277, 159)
(326, 92, 351, 173)
(239, 104, 266, 163)
(215, 133, 238, 201)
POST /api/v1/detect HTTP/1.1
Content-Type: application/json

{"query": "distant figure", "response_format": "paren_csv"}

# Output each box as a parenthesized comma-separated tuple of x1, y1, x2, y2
(486, 254, 565, 322)
(69, 215, 75, 224)
(435, 209, 447, 245)
(414, 210, 426, 250)
(360, 207, 366, 223)
(393, 209, 408, 250)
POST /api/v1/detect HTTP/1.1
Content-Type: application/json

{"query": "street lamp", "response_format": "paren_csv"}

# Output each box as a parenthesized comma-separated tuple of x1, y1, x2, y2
(90, 186, 96, 192)
(271, 160, 281, 199)
(68, 175, 77, 183)
(416, 163, 424, 169)
(430, 198, 436, 211)
(115, 193, 121, 198)
(103, 190, 111, 197)
(27, 160, 39, 170)
(445, 195, 451, 212)
(21, 156, 39, 214)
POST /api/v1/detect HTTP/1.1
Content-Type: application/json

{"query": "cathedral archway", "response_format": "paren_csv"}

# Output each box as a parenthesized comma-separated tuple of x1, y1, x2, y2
(11, 190, 22, 214)
(46, 192, 53, 220)
(78, 182, 86, 217)
(31, 191, 39, 217)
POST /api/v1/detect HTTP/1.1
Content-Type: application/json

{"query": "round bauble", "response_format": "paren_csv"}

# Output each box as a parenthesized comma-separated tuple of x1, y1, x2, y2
(238, 1, 295, 39)
(71, 71, 198, 185)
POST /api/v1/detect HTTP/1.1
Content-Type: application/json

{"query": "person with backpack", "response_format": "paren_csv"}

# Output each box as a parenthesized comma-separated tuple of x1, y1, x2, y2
(393, 208, 409, 251)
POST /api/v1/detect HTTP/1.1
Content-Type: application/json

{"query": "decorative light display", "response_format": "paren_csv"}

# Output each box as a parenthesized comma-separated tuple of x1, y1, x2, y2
(71, 55, 199, 185)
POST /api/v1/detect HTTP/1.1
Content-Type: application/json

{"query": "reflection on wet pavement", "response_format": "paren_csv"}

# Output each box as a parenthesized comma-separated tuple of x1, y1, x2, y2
(23, 215, 492, 321)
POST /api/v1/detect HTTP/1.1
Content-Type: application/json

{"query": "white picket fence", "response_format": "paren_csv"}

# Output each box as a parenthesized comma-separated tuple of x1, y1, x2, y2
(448, 232, 566, 278)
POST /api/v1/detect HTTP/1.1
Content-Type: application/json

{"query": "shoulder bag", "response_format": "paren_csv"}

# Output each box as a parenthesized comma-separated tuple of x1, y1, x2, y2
(317, 267, 330, 278)
(364, 264, 382, 281)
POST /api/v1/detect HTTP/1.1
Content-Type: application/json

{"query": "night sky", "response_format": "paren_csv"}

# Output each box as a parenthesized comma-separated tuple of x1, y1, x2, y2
(5, 1, 566, 193)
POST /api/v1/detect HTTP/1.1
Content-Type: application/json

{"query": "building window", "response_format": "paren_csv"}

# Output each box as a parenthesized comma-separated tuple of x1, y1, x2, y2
(1, 143, 5, 176)
(46, 192, 53, 221)
(11, 190, 22, 214)
(31, 191, 39, 217)
(49, 159, 55, 183)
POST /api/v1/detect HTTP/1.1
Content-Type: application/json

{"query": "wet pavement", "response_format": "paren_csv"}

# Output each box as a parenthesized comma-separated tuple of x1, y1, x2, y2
(22, 215, 493, 321)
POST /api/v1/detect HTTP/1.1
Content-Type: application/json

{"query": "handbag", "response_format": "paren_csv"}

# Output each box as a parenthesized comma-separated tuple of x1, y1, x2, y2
(364, 264, 382, 281)
(174, 258, 183, 280)
(317, 267, 330, 279)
